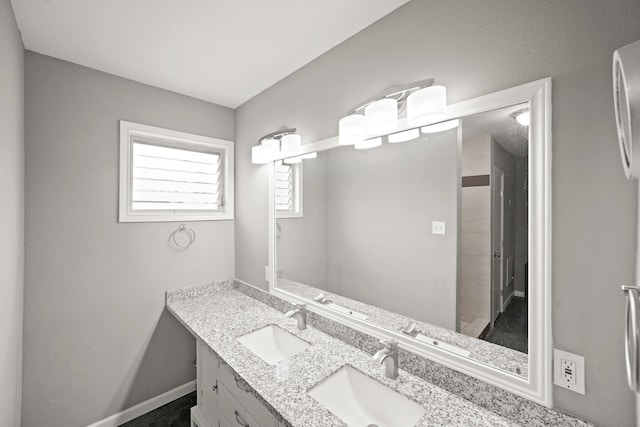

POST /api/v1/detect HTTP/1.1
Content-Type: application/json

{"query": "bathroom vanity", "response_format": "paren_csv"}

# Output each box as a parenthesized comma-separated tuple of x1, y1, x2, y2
(163, 79, 595, 427)
(166, 280, 588, 427)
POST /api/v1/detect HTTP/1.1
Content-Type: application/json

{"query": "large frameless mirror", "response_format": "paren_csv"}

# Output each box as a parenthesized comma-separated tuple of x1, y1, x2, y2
(268, 79, 552, 405)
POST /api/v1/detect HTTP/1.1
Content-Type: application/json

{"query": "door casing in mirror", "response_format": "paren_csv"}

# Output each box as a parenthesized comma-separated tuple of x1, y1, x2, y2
(267, 78, 552, 407)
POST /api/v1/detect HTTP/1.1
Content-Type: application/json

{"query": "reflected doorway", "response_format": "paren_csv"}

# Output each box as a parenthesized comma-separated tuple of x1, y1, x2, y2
(459, 104, 529, 354)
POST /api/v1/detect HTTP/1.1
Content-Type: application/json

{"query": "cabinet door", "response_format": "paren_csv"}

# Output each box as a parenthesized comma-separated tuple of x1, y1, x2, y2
(197, 339, 220, 426)
(191, 406, 214, 427)
(219, 413, 232, 427)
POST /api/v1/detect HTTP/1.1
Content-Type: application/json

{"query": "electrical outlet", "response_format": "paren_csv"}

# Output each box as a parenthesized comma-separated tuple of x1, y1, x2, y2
(432, 221, 446, 235)
(562, 358, 577, 384)
(554, 349, 585, 394)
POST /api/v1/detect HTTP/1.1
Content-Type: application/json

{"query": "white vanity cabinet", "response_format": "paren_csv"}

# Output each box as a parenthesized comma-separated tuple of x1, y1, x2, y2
(193, 339, 279, 427)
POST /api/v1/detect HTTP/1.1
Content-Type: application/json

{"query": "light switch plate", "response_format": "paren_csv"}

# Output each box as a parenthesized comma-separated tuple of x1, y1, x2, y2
(432, 221, 446, 235)
(553, 348, 585, 394)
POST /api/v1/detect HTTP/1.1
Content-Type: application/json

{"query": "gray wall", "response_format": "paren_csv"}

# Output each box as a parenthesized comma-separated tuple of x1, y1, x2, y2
(460, 135, 491, 335)
(234, 1, 640, 425)
(278, 135, 459, 328)
(23, 52, 235, 427)
(0, 1, 24, 426)
(325, 134, 458, 329)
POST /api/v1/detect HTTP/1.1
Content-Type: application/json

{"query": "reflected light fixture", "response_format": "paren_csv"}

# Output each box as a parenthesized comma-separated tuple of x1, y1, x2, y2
(283, 156, 303, 164)
(355, 137, 382, 150)
(420, 119, 460, 134)
(338, 78, 448, 150)
(512, 109, 530, 127)
(388, 128, 420, 143)
(252, 128, 302, 164)
(283, 152, 317, 164)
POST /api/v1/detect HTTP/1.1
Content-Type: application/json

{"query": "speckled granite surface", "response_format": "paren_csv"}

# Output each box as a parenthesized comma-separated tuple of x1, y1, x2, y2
(167, 280, 592, 427)
(232, 280, 595, 427)
(277, 278, 529, 378)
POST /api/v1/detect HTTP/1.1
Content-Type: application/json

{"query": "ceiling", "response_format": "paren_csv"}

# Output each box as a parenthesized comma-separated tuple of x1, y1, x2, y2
(11, 0, 410, 109)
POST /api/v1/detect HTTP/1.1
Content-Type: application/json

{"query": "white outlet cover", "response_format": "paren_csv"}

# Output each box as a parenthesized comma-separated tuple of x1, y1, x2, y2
(432, 221, 446, 235)
(554, 348, 585, 394)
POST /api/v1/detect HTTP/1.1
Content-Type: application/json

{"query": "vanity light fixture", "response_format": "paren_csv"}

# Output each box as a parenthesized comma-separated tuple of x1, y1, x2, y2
(365, 98, 398, 135)
(252, 128, 302, 164)
(339, 114, 366, 146)
(281, 133, 302, 155)
(512, 109, 530, 127)
(420, 119, 460, 134)
(338, 78, 447, 149)
(407, 85, 447, 126)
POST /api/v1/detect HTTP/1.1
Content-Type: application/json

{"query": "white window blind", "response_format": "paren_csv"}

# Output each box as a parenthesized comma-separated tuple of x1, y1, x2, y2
(119, 120, 234, 222)
(275, 162, 302, 218)
(131, 140, 223, 211)
(275, 163, 293, 212)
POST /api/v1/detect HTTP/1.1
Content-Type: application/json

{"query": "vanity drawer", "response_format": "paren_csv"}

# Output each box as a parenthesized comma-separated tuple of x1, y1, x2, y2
(219, 382, 270, 427)
(219, 363, 275, 427)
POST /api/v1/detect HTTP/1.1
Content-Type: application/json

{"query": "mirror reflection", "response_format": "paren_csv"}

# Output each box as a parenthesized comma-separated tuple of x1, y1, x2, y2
(274, 102, 529, 377)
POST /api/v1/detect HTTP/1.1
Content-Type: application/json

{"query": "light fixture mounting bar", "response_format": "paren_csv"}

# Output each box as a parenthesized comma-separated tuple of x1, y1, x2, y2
(346, 78, 435, 115)
(258, 128, 297, 145)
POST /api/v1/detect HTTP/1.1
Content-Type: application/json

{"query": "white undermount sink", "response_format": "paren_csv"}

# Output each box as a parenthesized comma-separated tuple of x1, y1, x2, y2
(308, 365, 425, 427)
(237, 325, 310, 365)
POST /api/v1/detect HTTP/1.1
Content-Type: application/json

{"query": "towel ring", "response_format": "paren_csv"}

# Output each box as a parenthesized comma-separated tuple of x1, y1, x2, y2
(171, 224, 196, 249)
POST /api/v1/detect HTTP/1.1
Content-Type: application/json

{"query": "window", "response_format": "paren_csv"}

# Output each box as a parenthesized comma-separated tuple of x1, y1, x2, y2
(275, 162, 302, 218)
(119, 121, 234, 222)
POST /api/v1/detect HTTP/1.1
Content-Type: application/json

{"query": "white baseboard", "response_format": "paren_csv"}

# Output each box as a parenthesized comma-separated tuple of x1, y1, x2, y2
(514, 290, 526, 298)
(501, 292, 514, 312)
(86, 380, 196, 427)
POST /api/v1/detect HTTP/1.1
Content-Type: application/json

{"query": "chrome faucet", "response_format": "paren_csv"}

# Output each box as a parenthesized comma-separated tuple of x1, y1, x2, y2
(285, 303, 307, 330)
(312, 293, 332, 304)
(373, 339, 399, 379)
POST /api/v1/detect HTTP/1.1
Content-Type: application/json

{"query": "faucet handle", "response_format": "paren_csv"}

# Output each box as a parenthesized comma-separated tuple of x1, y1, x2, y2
(401, 320, 418, 335)
(380, 339, 398, 350)
(312, 293, 326, 302)
(295, 303, 307, 311)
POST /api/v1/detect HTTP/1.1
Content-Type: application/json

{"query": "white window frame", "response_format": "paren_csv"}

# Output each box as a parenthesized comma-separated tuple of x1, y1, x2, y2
(276, 162, 303, 219)
(119, 121, 234, 222)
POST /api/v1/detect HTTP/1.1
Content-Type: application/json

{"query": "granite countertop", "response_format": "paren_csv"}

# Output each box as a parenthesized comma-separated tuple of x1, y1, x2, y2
(166, 281, 526, 427)
(277, 278, 528, 378)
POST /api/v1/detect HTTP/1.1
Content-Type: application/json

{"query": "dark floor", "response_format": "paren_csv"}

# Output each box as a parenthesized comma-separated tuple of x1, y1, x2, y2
(483, 297, 528, 353)
(119, 391, 196, 427)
